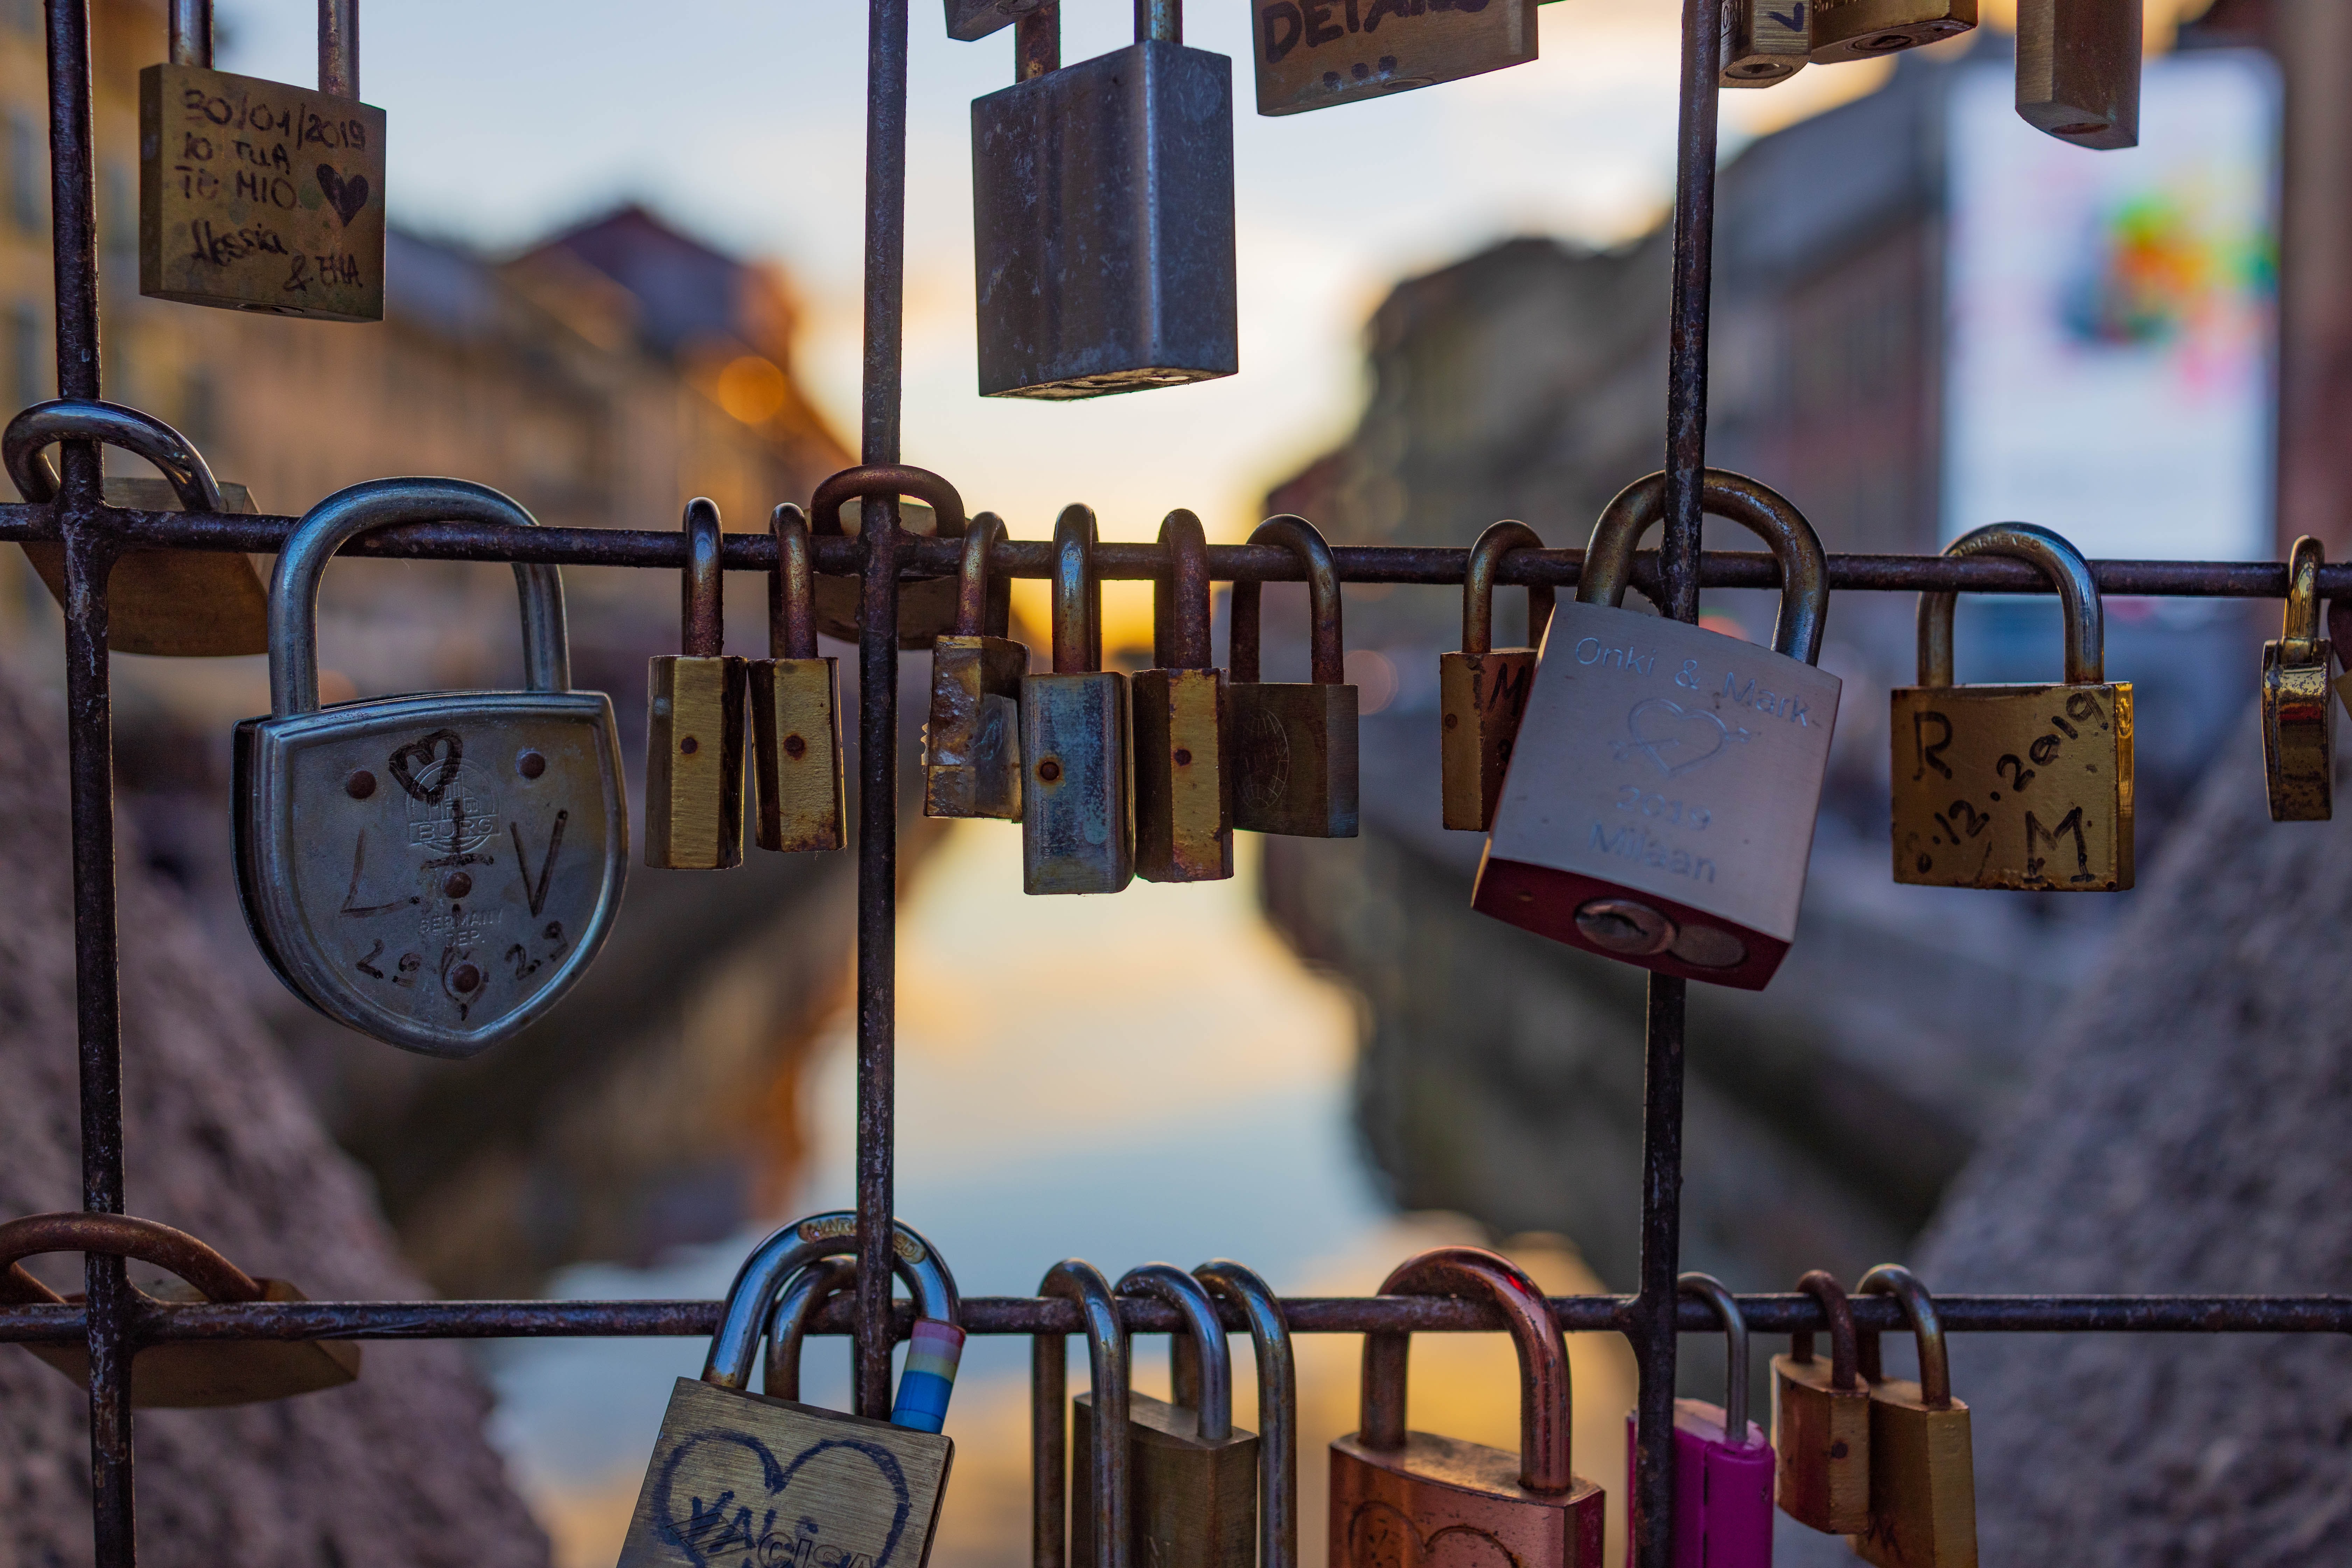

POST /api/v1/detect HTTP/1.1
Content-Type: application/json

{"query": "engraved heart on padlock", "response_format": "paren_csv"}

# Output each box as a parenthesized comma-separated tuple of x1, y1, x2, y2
(1342, 1499, 1519, 1568)
(650, 1427, 917, 1568)
(315, 164, 370, 226)
(1612, 697, 1752, 778)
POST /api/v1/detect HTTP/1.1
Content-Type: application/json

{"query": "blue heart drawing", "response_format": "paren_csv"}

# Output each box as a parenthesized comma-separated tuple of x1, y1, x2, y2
(652, 1426, 913, 1568)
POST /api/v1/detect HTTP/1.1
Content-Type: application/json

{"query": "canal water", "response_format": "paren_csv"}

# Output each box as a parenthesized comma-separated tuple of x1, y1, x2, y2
(486, 821, 1638, 1567)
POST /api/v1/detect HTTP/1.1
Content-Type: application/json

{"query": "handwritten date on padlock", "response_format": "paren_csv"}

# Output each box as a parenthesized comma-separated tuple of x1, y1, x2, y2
(1253, 0, 1539, 115)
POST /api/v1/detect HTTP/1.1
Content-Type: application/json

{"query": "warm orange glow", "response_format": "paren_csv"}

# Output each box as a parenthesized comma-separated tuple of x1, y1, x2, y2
(714, 354, 789, 425)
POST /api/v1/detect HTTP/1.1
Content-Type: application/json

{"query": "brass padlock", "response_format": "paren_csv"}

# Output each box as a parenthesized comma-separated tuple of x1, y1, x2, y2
(1251, 0, 1538, 115)
(139, 0, 384, 320)
(619, 1211, 962, 1567)
(234, 479, 627, 1058)
(1330, 1246, 1604, 1567)
(1890, 523, 2132, 891)
(1135, 511, 1233, 882)
(1473, 470, 1840, 991)
(924, 511, 1027, 822)
(1850, 1266, 1975, 1568)
(646, 499, 748, 871)
(1231, 516, 1357, 839)
(1721, 0, 1810, 87)
(1772, 1269, 1870, 1535)
(1034, 1259, 1135, 1568)
(2263, 536, 2332, 823)
(1186, 1260, 1298, 1568)
(1441, 520, 1553, 833)
(2016, 0, 2138, 149)
(808, 464, 971, 649)
(1808, 0, 1974, 62)
(750, 505, 845, 853)
(1023, 504, 1133, 895)
(0, 1211, 358, 1407)
(4, 398, 268, 656)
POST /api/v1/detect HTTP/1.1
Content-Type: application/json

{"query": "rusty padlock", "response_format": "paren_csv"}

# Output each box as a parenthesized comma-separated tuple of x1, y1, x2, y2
(1135, 510, 1233, 882)
(1023, 504, 1133, 895)
(2016, 0, 2138, 149)
(1231, 516, 1357, 838)
(1809, 0, 1974, 61)
(750, 504, 845, 853)
(925, 511, 1027, 822)
(1851, 1266, 1975, 1568)
(1721, 0, 1809, 87)
(1441, 520, 1554, 833)
(1035, 1259, 1135, 1568)
(646, 499, 748, 871)
(808, 464, 971, 649)
(1772, 1269, 1871, 1535)
(2264, 536, 2333, 823)
(1623, 1273, 1773, 1566)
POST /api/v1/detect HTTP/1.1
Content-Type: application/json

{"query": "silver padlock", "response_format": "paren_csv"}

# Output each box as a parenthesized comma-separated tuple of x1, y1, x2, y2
(234, 479, 628, 1057)
(1472, 469, 1840, 991)
(1023, 503, 1134, 895)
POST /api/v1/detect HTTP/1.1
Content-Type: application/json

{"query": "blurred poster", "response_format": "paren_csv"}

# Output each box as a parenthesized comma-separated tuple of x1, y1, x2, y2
(1943, 50, 2280, 560)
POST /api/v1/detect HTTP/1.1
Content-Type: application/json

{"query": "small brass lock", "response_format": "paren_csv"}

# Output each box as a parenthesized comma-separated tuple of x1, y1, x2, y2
(1772, 1269, 1871, 1535)
(1721, 0, 1810, 87)
(1809, 0, 1974, 62)
(1022, 504, 1133, 895)
(1850, 1266, 1976, 1568)
(1251, 0, 1538, 114)
(1440, 520, 1553, 833)
(646, 499, 748, 871)
(1890, 523, 2133, 892)
(2016, 0, 2138, 149)
(1034, 1259, 1136, 1568)
(1134, 510, 1233, 882)
(1231, 516, 1358, 839)
(1185, 1260, 1298, 1568)
(808, 464, 972, 649)
(749, 505, 845, 853)
(924, 511, 1027, 821)
(2263, 536, 2332, 823)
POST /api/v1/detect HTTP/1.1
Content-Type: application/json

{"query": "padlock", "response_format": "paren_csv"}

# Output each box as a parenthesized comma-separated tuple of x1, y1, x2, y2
(1771, 1269, 1870, 1535)
(1231, 516, 1358, 838)
(1808, 0, 1973, 62)
(809, 464, 972, 650)
(750, 504, 845, 853)
(1034, 1259, 1135, 1568)
(1890, 523, 2132, 892)
(1623, 1274, 1771, 1567)
(945, 0, 1048, 41)
(2016, 0, 2137, 149)
(1250, 0, 1539, 116)
(1472, 470, 1840, 991)
(1185, 1260, 1298, 1568)
(1441, 520, 1554, 833)
(1023, 504, 1133, 895)
(233, 478, 627, 1059)
(1072, 1265, 1259, 1568)
(139, 0, 384, 320)
(762, 1256, 859, 1402)
(618, 1211, 962, 1567)
(1721, 0, 1809, 87)
(1849, 1266, 1974, 1568)
(971, 0, 1238, 398)
(646, 498, 748, 871)
(4, 398, 268, 656)
(2263, 536, 2332, 823)
(1135, 510, 1233, 882)
(0, 1211, 359, 1407)
(1330, 1246, 1604, 1568)
(924, 510, 1027, 821)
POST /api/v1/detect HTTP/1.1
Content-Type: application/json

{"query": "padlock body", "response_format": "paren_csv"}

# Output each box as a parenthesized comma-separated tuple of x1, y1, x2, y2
(1440, 648, 1536, 832)
(1889, 681, 2133, 890)
(618, 1377, 953, 1568)
(750, 656, 846, 853)
(1472, 602, 1840, 990)
(2263, 640, 2333, 822)
(647, 654, 749, 870)
(972, 41, 1238, 399)
(2016, 0, 2138, 149)
(1232, 681, 1359, 837)
(27, 1278, 359, 1408)
(925, 633, 1028, 820)
(1251, 0, 1538, 115)
(1621, 1402, 1773, 1568)
(1134, 666, 1233, 882)
(139, 63, 386, 321)
(1809, 0, 1976, 62)
(945, 0, 1041, 40)
(1073, 1390, 1258, 1568)
(1329, 1431, 1603, 1568)
(233, 691, 628, 1058)
(1851, 1384, 1975, 1568)
(1722, 0, 1809, 86)
(1770, 1352, 1871, 1534)
(1022, 670, 1133, 894)
(19, 477, 266, 656)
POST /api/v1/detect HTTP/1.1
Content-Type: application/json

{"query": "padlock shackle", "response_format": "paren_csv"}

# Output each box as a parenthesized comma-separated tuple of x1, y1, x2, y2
(955, 511, 1016, 639)
(769, 504, 819, 660)
(1789, 1269, 1861, 1392)
(1917, 523, 2102, 688)
(1154, 509, 1213, 670)
(1231, 516, 1344, 686)
(319, 0, 359, 98)
(1016, 4, 1059, 78)
(1463, 520, 1554, 657)
(702, 1211, 961, 1391)
(1855, 1264, 1952, 1409)
(1195, 1259, 1298, 1568)
(4, 397, 227, 514)
(269, 478, 569, 718)
(1359, 1246, 1573, 1496)
(168, 0, 213, 66)
(2281, 535, 2325, 653)
(1579, 469, 1828, 665)
(1050, 503, 1104, 675)
(1677, 1273, 1754, 1445)
(0, 1212, 264, 1309)
(808, 463, 969, 543)
(681, 497, 727, 658)
(761, 1256, 859, 1401)
(1117, 1264, 1232, 1440)
(1137, 0, 1180, 43)
(1036, 1259, 1130, 1568)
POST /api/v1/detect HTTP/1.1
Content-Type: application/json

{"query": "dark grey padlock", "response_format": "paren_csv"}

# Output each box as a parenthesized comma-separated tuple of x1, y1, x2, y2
(971, 0, 1238, 400)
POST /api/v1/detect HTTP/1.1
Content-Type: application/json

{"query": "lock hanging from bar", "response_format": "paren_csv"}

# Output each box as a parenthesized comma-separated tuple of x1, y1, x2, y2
(2263, 536, 2332, 823)
(925, 511, 1027, 821)
(1182, 1260, 1299, 1568)
(2015, 0, 2139, 149)
(751, 504, 846, 853)
(646, 499, 748, 871)
(1720, 0, 1810, 88)
(1773, 1269, 1872, 1535)
(809, 465, 973, 649)
(1231, 515, 1358, 838)
(1034, 1260, 1137, 1568)
(1023, 504, 1134, 895)
(1623, 1274, 1773, 1567)
(1135, 510, 1233, 881)
(1251, 0, 1540, 115)
(1850, 1267, 1976, 1568)
(1440, 520, 1553, 833)
(1808, 0, 1974, 62)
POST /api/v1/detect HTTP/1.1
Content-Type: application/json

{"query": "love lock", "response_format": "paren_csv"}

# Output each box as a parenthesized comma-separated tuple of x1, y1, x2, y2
(234, 478, 627, 1058)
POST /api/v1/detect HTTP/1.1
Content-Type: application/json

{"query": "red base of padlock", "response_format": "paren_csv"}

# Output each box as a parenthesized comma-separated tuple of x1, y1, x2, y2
(1469, 853, 1790, 991)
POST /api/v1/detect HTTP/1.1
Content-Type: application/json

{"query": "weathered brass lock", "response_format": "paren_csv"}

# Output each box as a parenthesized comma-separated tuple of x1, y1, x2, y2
(1890, 523, 2132, 891)
(924, 511, 1027, 822)
(1251, 0, 1538, 115)
(1851, 1266, 1975, 1568)
(2263, 536, 2332, 823)
(1023, 504, 1133, 895)
(139, 0, 384, 320)
(1441, 520, 1553, 833)
(1772, 1269, 1871, 1535)
(1135, 510, 1233, 882)
(5, 398, 268, 656)
(750, 504, 845, 853)
(2016, 0, 2138, 149)
(1624, 1275, 1773, 1567)
(1231, 516, 1357, 838)
(971, 0, 1238, 397)
(618, 1211, 961, 1566)
(1034, 1259, 1135, 1568)
(1473, 470, 1839, 990)
(1721, 0, 1810, 87)
(1185, 1260, 1298, 1568)
(809, 464, 971, 649)
(234, 478, 627, 1058)
(646, 499, 748, 871)
(1809, 0, 1973, 62)
(0, 1211, 359, 1407)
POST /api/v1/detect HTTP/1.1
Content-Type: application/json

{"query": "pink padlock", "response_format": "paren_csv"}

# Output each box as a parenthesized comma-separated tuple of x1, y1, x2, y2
(1626, 1273, 1776, 1566)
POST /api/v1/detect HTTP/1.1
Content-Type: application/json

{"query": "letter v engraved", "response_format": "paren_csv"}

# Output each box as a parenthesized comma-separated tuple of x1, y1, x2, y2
(339, 831, 410, 917)
(511, 810, 568, 917)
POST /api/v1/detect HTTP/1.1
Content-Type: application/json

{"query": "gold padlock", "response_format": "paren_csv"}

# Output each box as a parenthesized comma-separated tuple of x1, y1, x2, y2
(1722, 0, 1809, 87)
(1230, 516, 1357, 839)
(1772, 1268, 1871, 1535)
(1440, 520, 1552, 833)
(1851, 1265, 1975, 1568)
(2016, 0, 2138, 149)
(646, 498, 747, 870)
(749, 504, 845, 853)
(1809, 0, 1974, 62)
(924, 511, 1027, 821)
(1134, 510, 1233, 883)
(808, 464, 971, 649)
(1022, 505, 1133, 895)
(2264, 536, 2333, 823)
(1890, 523, 2132, 892)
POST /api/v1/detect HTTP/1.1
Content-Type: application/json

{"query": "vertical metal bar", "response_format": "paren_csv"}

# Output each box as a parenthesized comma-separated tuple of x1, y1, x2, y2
(1632, 976, 1686, 1567)
(318, 0, 358, 99)
(1032, 1331, 1068, 1568)
(167, 0, 212, 67)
